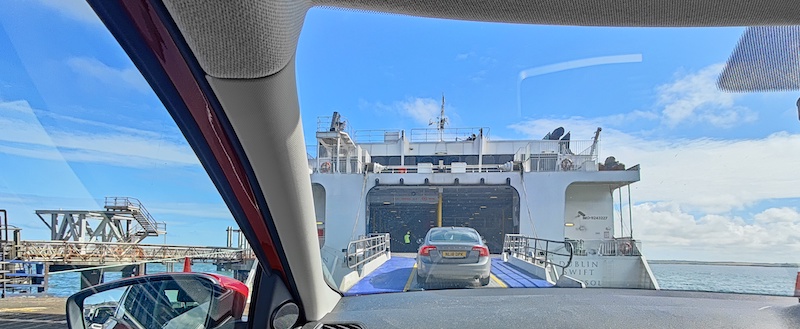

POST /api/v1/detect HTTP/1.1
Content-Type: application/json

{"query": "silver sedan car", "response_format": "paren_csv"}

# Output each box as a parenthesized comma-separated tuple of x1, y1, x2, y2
(416, 227, 491, 286)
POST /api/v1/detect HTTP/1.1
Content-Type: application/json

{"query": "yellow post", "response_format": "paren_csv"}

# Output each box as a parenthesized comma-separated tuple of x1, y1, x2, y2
(437, 188, 443, 227)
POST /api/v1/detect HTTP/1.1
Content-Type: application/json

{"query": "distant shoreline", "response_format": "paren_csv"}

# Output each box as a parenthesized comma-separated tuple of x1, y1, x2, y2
(649, 260, 799, 268)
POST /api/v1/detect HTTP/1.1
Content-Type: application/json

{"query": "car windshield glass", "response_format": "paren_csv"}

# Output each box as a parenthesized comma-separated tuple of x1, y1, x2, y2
(0, 0, 253, 309)
(0, 1, 799, 311)
(429, 231, 480, 243)
(300, 8, 800, 297)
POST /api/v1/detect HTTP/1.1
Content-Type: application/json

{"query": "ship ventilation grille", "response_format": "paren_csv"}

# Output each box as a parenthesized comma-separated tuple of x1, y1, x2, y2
(319, 323, 364, 329)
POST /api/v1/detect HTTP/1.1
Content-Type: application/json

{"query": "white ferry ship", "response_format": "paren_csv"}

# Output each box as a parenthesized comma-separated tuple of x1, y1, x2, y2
(310, 109, 658, 291)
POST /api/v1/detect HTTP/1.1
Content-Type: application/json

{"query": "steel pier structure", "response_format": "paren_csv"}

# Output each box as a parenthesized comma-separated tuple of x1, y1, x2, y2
(0, 198, 255, 296)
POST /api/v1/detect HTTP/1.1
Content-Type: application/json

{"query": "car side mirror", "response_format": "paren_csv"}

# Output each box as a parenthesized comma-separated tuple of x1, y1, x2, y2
(66, 273, 248, 329)
(416, 238, 423, 245)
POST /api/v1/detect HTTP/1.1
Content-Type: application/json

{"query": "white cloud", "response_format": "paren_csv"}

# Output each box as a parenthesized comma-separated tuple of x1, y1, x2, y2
(510, 59, 800, 261)
(0, 99, 199, 168)
(396, 97, 448, 126)
(148, 202, 234, 221)
(517, 64, 758, 132)
(657, 63, 757, 128)
(632, 202, 800, 262)
(35, 0, 101, 26)
(469, 70, 488, 83)
(0, 193, 102, 236)
(35, 111, 164, 139)
(67, 57, 150, 93)
(455, 52, 473, 60)
(510, 117, 800, 214)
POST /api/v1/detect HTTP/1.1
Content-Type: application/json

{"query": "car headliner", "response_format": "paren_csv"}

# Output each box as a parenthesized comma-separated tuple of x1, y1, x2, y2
(97, 0, 800, 322)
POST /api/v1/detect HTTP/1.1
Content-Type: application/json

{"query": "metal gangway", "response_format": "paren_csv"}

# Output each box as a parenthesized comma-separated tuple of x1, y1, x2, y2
(344, 233, 390, 269)
(36, 196, 167, 244)
(104, 197, 166, 240)
(503, 234, 574, 282)
(14, 240, 250, 265)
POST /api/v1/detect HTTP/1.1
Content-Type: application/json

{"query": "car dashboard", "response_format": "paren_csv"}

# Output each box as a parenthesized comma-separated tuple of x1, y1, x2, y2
(303, 288, 800, 328)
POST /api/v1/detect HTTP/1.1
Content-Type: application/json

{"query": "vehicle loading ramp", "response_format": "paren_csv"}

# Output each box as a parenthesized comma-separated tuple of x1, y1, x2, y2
(344, 255, 553, 296)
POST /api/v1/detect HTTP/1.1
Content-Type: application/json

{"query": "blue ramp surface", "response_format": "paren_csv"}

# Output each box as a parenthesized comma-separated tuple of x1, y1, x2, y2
(344, 257, 416, 296)
(491, 259, 554, 288)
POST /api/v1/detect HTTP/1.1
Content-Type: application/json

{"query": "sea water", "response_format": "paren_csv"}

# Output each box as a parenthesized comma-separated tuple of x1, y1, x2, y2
(46, 263, 232, 297)
(650, 263, 800, 297)
(44, 263, 800, 297)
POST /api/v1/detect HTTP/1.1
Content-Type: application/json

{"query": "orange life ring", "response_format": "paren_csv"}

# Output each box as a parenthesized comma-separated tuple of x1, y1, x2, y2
(320, 162, 331, 173)
(560, 158, 573, 171)
(397, 167, 407, 173)
(619, 242, 632, 255)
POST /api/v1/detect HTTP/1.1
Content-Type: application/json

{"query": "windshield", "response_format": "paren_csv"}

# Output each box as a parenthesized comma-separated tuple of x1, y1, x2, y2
(299, 9, 800, 296)
(0, 1, 798, 315)
(429, 230, 480, 243)
(0, 0, 253, 313)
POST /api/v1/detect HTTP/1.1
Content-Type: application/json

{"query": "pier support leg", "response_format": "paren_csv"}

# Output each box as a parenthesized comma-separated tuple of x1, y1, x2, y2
(121, 264, 145, 278)
(80, 269, 104, 289)
(234, 270, 249, 282)
(42, 263, 50, 293)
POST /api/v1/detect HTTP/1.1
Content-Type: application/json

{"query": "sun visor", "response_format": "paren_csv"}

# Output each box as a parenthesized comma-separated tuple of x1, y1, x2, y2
(717, 26, 800, 92)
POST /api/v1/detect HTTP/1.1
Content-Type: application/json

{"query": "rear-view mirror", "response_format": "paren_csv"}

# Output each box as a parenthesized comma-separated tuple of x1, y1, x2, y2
(66, 273, 248, 329)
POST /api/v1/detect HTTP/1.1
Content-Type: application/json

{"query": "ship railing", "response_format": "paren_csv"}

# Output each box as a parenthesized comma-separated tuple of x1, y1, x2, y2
(566, 238, 641, 257)
(310, 161, 512, 174)
(503, 234, 573, 278)
(345, 233, 390, 269)
(376, 164, 509, 174)
(520, 139, 600, 172)
(409, 127, 488, 142)
(353, 130, 404, 143)
(527, 139, 598, 156)
(311, 157, 365, 174)
(316, 115, 354, 135)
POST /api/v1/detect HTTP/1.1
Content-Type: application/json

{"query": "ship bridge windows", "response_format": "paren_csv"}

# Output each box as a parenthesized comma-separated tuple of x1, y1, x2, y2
(366, 186, 519, 253)
(496, 155, 513, 164)
(368, 155, 514, 166)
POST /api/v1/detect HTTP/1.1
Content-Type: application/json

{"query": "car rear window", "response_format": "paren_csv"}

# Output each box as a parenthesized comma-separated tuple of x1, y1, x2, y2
(429, 231, 479, 243)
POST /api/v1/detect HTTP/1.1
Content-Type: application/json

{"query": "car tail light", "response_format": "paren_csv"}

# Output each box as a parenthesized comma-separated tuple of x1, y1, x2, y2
(472, 246, 489, 257)
(419, 245, 437, 256)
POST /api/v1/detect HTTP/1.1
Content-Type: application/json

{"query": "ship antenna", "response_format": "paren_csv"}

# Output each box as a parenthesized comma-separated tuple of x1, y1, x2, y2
(438, 93, 448, 141)
(428, 93, 448, 141)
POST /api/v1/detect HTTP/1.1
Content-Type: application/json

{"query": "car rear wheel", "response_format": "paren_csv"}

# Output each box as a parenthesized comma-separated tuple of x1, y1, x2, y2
(479, 276, 490, 286)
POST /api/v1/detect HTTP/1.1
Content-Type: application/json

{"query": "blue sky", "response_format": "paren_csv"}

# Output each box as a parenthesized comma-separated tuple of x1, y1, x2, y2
(1, 1, 799, 262)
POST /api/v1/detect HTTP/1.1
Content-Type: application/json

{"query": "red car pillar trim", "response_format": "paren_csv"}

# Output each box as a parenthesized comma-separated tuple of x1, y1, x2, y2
(118, 0, 284, 276)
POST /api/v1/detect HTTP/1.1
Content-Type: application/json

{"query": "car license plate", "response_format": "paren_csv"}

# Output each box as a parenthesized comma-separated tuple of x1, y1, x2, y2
(442, 251, 467, 258)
